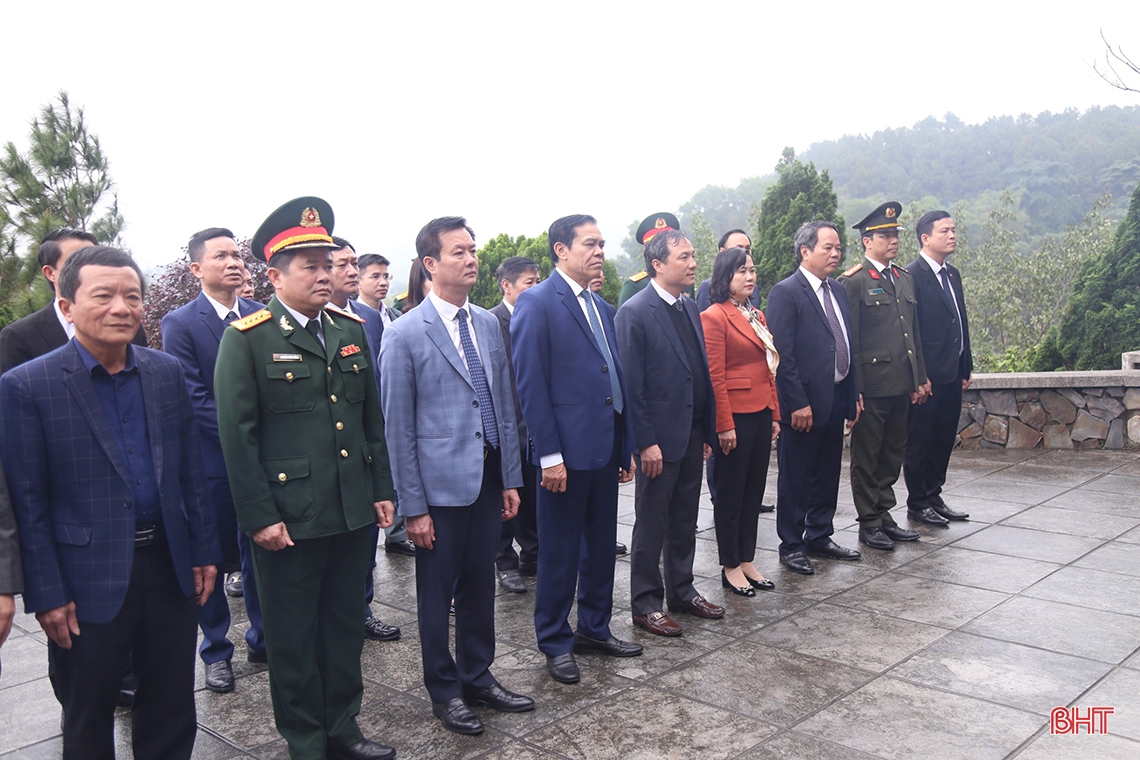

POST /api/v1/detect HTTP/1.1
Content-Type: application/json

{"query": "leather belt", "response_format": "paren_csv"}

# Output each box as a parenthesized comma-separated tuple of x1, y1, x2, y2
(135, 523, 162, 547)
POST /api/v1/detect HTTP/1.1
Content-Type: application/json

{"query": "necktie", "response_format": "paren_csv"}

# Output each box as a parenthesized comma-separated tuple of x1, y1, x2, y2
(939, 267, 965, 355)
(821, 281, 850, 379)
(580, 290, 624, 414)
(673, 299, 683, 313)
(456, 309, 500, 449)
(305, 317, 324, 350)
(224, 311, 238, 324)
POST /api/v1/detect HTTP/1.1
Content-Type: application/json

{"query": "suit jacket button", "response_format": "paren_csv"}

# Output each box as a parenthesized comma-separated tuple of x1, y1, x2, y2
(330, 394, 338, 403)
(328, 366, 332, 374)
(601, 365, 608, 373)
(336, 422, 344, 430)
(476, 431, 482, 439)
(340, 449, 349, 458)
(278, 473, 287, 482)
(124, 499, 131, 508)
(472, 400, 479, 407)
(908, 349, 913, 354)
(686, 377, 692, 383)
(605, 397, 613, 405)
(686, 404, 692, 410)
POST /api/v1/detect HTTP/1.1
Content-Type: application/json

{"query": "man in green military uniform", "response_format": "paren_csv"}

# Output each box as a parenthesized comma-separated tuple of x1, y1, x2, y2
(216, 197, 397, 760)
(617, 212, 693, 307)
(839, 201, 930, 551)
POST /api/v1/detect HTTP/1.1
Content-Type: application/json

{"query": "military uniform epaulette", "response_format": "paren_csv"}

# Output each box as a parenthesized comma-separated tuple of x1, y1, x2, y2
(629, 271, 648, 282)
(231, 309, 272, 331)
(325, 304, 365, 323)
(394, 291, 408, 301)
(842, 263, 864, 277)
(894, 265, 910, 274)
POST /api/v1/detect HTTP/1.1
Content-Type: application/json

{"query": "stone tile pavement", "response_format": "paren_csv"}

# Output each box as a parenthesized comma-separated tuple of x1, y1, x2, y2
(3, 448, 1139, 759)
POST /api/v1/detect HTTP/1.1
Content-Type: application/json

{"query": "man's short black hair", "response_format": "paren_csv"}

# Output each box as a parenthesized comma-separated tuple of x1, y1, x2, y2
(717, 228, 750, 250)
(496, 256, 540, 294)
(187, 227, 236, 263)
(547, 214, 597, 264)
(415, 217, 474, 261)
(57, 245, 146, 302)
(793, 220, 840, 264)
(643, 229, 688, 278)
(38, 227, 99, 270)
(915, 210, 952, 248)
(358, 254, 390, 271)
(332, 236, 355, 252)
(708, 247, 751, 304)
(268, 247, 332, 272)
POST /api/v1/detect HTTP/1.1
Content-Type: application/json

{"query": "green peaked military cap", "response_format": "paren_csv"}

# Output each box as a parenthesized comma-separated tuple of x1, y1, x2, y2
(852, 201, 903, 234)
(251, 196, 339, 263)
(636, 212, 680, 245)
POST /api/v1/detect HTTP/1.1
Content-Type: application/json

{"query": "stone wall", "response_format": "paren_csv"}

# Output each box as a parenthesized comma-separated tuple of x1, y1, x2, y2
(959, 371, 1140, 450)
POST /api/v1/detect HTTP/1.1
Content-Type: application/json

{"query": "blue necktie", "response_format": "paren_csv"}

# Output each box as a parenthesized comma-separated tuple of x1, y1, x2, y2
(579, 290, 624, 414)
(456, 309, 499, 449)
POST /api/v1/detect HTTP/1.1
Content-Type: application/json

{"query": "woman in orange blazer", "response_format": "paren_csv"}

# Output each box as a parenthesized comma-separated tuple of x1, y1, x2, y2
(701, 247, 781, 596)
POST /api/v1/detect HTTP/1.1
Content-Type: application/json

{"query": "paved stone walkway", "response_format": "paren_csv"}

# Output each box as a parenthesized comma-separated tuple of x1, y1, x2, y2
(3, 448, 1139, 759)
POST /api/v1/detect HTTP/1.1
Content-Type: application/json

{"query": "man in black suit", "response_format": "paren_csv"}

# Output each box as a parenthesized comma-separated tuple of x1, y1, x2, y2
(904, 211, 973, 525)
(766, 221, 862, 576)
(489, 256, 542, 593)
(616, 229, 722, 637)
(0, 228, 147, 374)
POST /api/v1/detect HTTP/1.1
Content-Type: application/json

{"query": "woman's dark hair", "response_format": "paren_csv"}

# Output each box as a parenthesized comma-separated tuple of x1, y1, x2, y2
(708, 247, 751, 304)
(404, 257, 433, 312)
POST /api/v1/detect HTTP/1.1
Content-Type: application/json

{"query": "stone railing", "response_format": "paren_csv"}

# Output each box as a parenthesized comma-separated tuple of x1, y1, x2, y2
(959, 370, 1140, 450)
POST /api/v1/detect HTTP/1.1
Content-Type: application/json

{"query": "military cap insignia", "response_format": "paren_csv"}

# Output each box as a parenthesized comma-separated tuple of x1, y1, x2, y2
(340, 344, 361, 358)
(300, 207, 322, 227)
(842, 263, 863, 277)
(325, 304, 366, 323)
(279, 315, 295, 332)
(230, 309, 272, 331)
(654, 217, 667, 229)
(885, 207, 896, 219)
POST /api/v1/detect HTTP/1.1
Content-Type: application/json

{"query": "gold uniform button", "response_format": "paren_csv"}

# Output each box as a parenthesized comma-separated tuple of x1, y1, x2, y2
(331, 394, 338, 403)
(908, 349, 913, 354)
(336, 422, 344, 430)
(285, 372, 294, 381)
(352, 363, 359, 372)
(327, 366, 332, 374)
(278, 473, 287, 482)
(340, 449, 349, 458)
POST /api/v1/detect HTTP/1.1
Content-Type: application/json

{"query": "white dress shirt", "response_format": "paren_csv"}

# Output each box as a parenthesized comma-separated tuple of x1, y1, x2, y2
(427, 290, 479, 372)
(54, 298, 75, 340)
(203, 291, 239, 321)
(799, 266, 850, 383)
(278, 300, 324, 347)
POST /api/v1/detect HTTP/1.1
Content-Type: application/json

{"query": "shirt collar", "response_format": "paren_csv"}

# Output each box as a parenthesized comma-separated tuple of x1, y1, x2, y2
(428, 289, 470, 323)
(554, 266, 586, 297)
(202, 291, 239, 320)
(649, 278, 678, 305)
(73, 338, 137, 377)
(799, 266, 826, 292)
(278, 298, 318, 329)
(920, 251, 945, 274)
(866, 257, 890, 273)
(502, 298, 515, 314)
(54, 298, 75, 339)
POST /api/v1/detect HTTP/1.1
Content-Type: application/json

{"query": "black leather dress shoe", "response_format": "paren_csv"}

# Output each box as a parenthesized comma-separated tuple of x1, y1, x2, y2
(615, 541, 628, 555)
(807, 540, 862, 560)
(908, 506, 950, 526)
(432, 698, 484, 734)
(573, 633, 643, 657)
(759, 503, 775, 513)
(205, 660, 235, 693)
(247, 645, 267, 664)
(497, 568, 527, 593)
(224, 572, 243, 597)
(859, 526, 895, 551)
(328, 738, 397, 760)
(780, 551, 814, 574)
(365, 617, 401, 641)
(385, 539, 416, 556)
(546, 652, 580, 683)
(463, 682, 535, 712)
(881, 523, 920, 541)
(931, 499, 969, 521)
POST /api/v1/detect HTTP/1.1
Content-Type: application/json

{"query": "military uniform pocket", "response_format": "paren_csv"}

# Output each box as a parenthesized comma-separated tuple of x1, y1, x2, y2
(262, 456, 316, 523)
(265, 363, 315, 413)
(336, 354, 370, 403)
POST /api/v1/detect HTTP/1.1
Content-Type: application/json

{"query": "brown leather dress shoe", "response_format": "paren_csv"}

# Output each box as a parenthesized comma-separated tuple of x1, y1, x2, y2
(633, 611, 682, 636)
(669, 594, 725, 619)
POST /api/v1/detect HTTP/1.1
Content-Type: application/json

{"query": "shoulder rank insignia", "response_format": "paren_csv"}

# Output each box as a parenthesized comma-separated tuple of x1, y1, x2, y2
(893, 265, 909, 275)
(841, 263, 863, 277)
(630, 271, 648, 282)
(394, 291, 408, 301)
(325, 304, 365, 323)
(230, 309, 272, 331)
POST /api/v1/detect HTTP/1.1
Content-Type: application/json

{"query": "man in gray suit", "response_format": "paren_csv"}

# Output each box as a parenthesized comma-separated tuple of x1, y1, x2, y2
(380, 217, 534, 736)
(0, 465, 21, 662)
(489, 257, 542, 593)
(616, 230, 723, 637)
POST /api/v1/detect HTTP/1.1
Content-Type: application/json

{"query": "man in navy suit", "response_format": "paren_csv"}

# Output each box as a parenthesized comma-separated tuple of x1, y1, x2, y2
(616, 229, 722, 637)
(381, 216, 532, 734)
(1, 245, 221, 760)
(327, 237, 405, 645)
(766, 221, 862, 576)
(904, 211, 973, 525)
(161, 227, 267, 692)
(511, 214, 640, 685)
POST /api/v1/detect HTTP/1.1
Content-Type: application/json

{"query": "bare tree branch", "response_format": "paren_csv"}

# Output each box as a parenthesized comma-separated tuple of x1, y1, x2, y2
(1093, 30, 1140, 93)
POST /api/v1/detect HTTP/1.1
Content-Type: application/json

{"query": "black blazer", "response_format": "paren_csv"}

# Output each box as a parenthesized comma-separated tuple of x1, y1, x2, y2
(489, 300, 528, 455)
(0, 301, 148, 374)
(905, 257, 973, 384)
(765, 270, 859, 423)
(615, 285, 716, 462)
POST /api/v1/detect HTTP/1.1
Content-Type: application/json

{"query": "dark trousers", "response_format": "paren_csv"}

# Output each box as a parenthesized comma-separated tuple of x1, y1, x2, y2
(497, 457, 539, 573)
(630, 425, 704, 616)
(200, 477, 265, 662)
(416, 450, 502, 702)
(904, 379, 962, 509)
(850, 394, 909, 526)
(252, 525, 373, 760)
(50, 536, 199, 760)
(714, 409, 773, 567)
(534, 424, 620, 656)
(776, 387, 845, 555)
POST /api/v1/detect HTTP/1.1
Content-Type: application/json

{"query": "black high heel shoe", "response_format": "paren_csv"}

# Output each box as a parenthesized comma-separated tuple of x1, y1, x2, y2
(744, 574, 775, 591)
(721, 568, 755, 597)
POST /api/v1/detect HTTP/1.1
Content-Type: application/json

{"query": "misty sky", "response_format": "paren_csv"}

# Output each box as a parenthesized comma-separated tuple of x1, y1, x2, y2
(4, 0, 1139, 286)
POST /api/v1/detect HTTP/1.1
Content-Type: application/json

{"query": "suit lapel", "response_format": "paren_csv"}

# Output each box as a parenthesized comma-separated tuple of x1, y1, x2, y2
(553, 274, 602, 358)
(34, 302, 68, 352)
(869, 258, 896, 296)
(268, 298, 326, 360)
(60, 345, 133, 487)
(137, 350, 164, 486)
(915, 257, 956, 319)
(321, 310, 343, 363)
(422, 299, 475, 390)
(795, 270, 832, 333)
(472, 310, 496, 390)
(721, 301, 765, 351)
(648, 294, 690, 371)
(197, 292, 226, 343)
